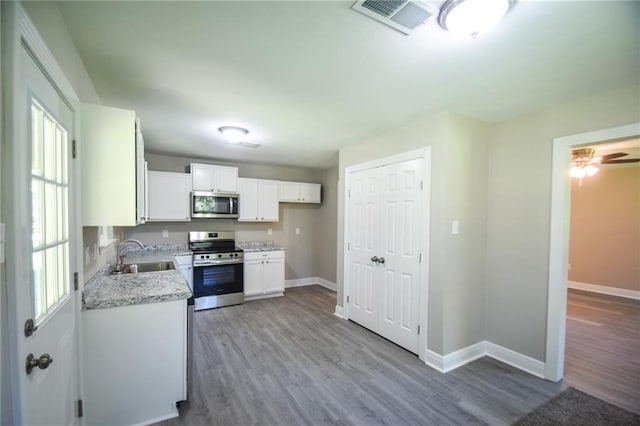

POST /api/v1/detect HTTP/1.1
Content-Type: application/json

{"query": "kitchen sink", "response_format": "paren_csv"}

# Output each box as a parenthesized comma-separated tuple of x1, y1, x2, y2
(110, 262, 176, 275)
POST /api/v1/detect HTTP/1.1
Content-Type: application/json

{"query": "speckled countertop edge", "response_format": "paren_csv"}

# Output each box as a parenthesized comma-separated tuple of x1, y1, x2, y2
(82, 245, 192, 311)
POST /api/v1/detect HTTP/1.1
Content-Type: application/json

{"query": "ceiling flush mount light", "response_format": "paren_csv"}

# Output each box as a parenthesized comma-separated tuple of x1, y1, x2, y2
(218, 126, 249, 143)
(438, 0, 513, 39)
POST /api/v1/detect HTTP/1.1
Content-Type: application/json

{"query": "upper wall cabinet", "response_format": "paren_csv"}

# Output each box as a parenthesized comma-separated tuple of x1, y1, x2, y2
(81, 103, 146, 226)
(191, 163, 238, 193)
(278, 181, 321, 203)
(238, 178, 279, 222)
(146, 171, 191, 222)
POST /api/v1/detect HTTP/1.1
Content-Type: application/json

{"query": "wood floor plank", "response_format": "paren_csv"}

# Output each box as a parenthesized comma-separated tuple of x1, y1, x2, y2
(563, 289, 640, 414)
(161, 286, 564, 425)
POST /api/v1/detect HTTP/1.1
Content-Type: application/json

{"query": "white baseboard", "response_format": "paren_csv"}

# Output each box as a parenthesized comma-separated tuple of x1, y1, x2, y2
(568, 280, 640, 300)
(285, 277, 337, 292)
(424, 341, 545, 378)
(425, 341, 486, 373)
(334, 305, 345, 319)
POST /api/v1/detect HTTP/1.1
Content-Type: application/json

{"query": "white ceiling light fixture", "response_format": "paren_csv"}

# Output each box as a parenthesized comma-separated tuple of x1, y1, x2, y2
(218, 126, 249, 143)
(438, 0, 514, 39)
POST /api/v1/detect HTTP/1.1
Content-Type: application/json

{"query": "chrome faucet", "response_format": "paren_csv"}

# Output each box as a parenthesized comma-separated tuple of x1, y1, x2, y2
(113, 239, 145, 272)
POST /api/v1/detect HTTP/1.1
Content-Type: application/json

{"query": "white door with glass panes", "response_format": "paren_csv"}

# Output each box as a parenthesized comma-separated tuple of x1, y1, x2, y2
(3, 20, 80, 425)
(347, 158, 423, 354)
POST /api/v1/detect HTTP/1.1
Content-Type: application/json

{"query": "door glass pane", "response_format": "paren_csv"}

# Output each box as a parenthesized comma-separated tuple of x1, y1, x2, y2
(31, 99, 70, 323)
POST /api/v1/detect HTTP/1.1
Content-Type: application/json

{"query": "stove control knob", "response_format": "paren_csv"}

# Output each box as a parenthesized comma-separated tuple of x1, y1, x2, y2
(218, 254, 222, 258)
(234, 253, 239, 257)
(229, 254, 233, 257)
(205, 255, 210, 259)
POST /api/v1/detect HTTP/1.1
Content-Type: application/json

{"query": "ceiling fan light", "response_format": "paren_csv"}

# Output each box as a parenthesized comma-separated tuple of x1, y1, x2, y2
(570, 166, 586, 178)
(585, 165, 599, 176)
(219, 126, 249, 143)
(438, 0, 512, 39)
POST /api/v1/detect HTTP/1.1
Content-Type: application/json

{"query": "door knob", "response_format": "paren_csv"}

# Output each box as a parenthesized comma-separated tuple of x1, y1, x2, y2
(371, 256, 379, 263)
(378, 257, 385, 264)
(25, 353, 53, 374)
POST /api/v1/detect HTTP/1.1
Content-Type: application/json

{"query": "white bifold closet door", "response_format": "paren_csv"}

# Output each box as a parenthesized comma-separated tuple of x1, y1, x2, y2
(348, 158, 423, 354)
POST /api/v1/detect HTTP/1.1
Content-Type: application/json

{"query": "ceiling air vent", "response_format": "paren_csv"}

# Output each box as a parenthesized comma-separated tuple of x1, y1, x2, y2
(352, 0, 437, 35)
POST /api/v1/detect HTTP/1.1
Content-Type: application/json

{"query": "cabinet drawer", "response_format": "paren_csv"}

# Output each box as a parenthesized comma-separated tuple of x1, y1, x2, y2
(244, 250, 285, 261)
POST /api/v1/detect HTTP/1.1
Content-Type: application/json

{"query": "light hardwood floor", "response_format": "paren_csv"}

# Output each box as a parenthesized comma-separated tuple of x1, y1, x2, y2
(563, 289, 640, 414)
(162, 286, 563, 425)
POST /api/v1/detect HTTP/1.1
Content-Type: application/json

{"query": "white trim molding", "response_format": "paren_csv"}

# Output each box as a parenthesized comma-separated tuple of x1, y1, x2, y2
(425, 341, 486, 373)
(334, 305, 345, 319)
(285, 277, 337, 292)
(568, 281, 640, 300)
(424, 341, 545, 378)
(546, 122, 640, 382)
(485, 342, 545, 379)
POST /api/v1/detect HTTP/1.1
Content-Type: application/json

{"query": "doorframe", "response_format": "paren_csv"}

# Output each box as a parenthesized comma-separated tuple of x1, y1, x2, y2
(1, 2, 83, 422)
(545, 122, 640, 381)
(342, 147, 431, 362)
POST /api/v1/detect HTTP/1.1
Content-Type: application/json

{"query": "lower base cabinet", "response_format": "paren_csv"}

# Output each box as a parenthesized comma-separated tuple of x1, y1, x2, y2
(82, 299, 187, 425)
(244, 250, 285, 300)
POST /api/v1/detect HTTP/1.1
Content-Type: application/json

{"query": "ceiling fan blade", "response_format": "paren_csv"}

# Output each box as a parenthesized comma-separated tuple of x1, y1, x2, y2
(602, 158, 640, 164)
(600, 152, 628, 161)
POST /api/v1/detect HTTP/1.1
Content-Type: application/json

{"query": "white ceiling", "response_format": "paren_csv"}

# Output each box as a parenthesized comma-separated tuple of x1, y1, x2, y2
(56, 1, 640, 169)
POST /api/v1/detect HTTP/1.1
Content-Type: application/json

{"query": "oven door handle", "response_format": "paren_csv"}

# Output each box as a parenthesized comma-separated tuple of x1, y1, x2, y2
(193, 259, 244, 267)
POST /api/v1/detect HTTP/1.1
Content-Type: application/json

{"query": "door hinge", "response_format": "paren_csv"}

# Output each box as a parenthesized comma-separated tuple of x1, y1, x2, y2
(348, 189, 351, 197)
(418, 325, 420, 335)
(347, 296, 349, 303)
(72, 139, 77, 159)
(73, 272, 79, 291)
(347, 242, 350, 251)
(420, 180, 423, 190)
(419, 253, 422, 263)
(77, 399, 83, 418)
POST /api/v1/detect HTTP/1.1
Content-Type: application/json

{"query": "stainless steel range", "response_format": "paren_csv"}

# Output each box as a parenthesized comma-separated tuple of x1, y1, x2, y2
(189, 231, 244, 311)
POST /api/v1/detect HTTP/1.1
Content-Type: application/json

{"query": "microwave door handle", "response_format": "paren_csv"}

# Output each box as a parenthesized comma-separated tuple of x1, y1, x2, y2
(229, 197, 233, 214)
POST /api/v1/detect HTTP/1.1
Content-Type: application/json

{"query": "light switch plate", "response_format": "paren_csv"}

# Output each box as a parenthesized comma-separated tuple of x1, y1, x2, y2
(295, 227, 301, 235)
(267, 228, 273, 235)
(162, 230, 169, 238)
(451, 220, 459, 235)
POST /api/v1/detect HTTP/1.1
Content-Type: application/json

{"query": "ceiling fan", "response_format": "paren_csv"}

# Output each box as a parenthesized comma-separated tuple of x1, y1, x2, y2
(570, 148, 639, 181)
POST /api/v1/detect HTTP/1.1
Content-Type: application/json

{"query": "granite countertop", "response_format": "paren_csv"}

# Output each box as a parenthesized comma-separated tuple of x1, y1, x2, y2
(82, 246, 192, 311)
(236, 240, 286, 252)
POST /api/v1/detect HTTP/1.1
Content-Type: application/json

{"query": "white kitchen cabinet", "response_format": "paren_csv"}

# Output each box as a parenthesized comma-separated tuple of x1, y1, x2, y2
(81, 103, 146, 226)
(146, 171, 191, 221)
(175, 254, 193, 291)
(190, 163, 238, 193)
(244, 250, 285, 300)
(82, 299, 186, 425)
(238, 178, 279, 222)
(278, 181, 321, 203)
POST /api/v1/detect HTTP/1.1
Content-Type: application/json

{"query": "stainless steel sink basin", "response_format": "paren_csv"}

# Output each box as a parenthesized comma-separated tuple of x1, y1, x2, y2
(110, 262, 175, 275)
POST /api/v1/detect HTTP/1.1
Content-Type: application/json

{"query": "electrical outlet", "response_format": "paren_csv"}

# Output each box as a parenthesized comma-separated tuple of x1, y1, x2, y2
(295, 227, 301, 235)
(162, 230, 169, 238)
(451, 220, 459, 235)
(267, 228, 273, 235)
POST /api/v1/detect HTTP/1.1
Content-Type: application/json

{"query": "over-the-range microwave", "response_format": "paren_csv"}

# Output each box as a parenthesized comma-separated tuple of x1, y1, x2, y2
(191, 191, 239, 219)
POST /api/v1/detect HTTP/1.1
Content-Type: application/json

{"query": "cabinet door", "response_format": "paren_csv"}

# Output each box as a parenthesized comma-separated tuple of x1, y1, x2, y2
(178, 265, 193, 291)
(278, 181, 300, 202)
(238, 178, 259, 221)
(259, 180, 279, 221)
(147, 171, 191, 221)
(135, 120, 146, 223)
(244, 260, 264, 296)
(214, 166, 239, 193)
(263, 257, 285, 294)
(300, 183, 321, 203)
(191, 163, 215, 191)
(81, 103, 141, 226)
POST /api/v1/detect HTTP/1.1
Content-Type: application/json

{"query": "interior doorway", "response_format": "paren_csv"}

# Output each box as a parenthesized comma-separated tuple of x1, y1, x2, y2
(545, 122, 640, 383)
(563, 139, 640, 413)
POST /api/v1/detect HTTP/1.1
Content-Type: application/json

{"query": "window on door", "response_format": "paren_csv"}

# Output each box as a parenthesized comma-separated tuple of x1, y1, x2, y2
(31, 100, 70, 323)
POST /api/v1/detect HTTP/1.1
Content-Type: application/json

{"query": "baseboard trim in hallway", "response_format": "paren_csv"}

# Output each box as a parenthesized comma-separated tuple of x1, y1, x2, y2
(285, 276, 337, 291)
(568, 280, 640, 300)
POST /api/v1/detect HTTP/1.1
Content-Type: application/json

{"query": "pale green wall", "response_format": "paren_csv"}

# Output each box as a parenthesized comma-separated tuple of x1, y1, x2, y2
(485, 84, 640, 362)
